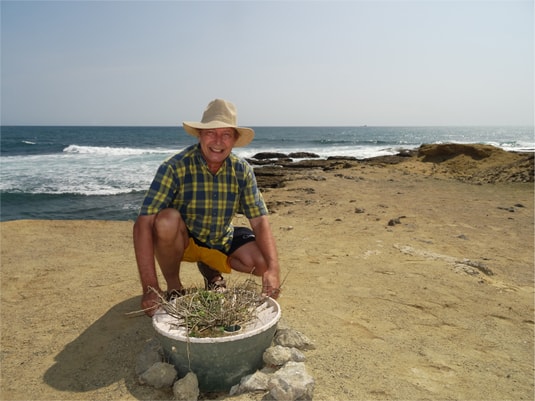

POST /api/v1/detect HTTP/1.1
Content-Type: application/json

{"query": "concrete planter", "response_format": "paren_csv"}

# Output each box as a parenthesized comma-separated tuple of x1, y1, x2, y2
(153, 297, 281, 392)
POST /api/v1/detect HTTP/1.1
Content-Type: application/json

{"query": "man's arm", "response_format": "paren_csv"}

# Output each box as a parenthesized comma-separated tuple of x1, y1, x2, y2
(249, 215, 281, 297)
(133, 214, 161, 315)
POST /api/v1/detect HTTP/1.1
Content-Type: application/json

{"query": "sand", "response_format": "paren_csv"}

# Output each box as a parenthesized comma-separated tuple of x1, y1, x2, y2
(1, 146, 533, 400)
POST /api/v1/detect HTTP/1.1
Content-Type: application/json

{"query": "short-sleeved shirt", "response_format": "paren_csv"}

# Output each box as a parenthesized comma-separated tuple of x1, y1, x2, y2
(139, 144, 268, 252)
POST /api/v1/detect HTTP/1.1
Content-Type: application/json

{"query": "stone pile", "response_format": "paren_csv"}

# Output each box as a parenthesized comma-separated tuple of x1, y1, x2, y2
(136, 323, 315, 401)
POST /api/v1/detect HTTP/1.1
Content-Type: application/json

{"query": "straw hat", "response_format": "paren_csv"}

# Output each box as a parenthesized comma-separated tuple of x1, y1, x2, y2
(183, 99, 254, 147)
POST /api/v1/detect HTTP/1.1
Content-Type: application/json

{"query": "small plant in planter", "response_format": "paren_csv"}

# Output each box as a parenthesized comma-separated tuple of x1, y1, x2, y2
(153, 280, 266, 338)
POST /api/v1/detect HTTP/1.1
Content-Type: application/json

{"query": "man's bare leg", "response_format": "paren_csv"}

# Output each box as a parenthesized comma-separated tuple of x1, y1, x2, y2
(153, 208, 189, 292)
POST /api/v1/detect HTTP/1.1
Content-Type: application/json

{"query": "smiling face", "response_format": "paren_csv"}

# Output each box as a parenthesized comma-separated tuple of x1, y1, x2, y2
(198, 128, 239, 173)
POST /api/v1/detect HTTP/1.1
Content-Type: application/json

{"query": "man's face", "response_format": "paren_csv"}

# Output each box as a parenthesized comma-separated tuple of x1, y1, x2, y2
(198, 128, 238, 166)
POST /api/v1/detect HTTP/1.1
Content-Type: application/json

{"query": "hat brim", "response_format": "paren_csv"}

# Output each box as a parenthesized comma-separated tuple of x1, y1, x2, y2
(183, 121, 254, 148)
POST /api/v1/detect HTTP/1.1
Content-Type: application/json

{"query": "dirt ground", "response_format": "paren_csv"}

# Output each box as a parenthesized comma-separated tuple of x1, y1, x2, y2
(1, 145, 533, 400)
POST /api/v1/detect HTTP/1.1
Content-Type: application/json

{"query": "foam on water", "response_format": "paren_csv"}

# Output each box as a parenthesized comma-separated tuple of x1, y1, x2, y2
(63, 144, 174, 156)
(0, 151, 166, 196)
(1, 125, 533, 220)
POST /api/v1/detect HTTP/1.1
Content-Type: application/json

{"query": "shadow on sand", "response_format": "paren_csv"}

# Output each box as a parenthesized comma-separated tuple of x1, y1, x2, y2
(43, 296, 166, 399)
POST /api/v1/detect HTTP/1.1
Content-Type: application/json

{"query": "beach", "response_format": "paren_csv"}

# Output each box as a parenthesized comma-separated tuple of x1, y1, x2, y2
(1, 145, 533, 400)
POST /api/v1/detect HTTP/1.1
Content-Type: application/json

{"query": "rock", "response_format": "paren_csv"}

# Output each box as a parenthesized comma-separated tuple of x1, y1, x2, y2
(288, 152, 320, 159)
(135, 322, 315, 399)
(280, 226, 294, 231)
(388, 216, 406, 226)
(397, 149, 417, 157)
(135, 338, 163, 376)
(498, 206, 516, 212)
(173, 372, 199, 401)
(361, 154, 411, 165)
(138, 362, 177, 389)
(274, 329, 315, 350)
(263, 345, 306, 367)
(247, 158, 280, 166)
(327, 155, 357, 161)
(254, 167, 288, 189)
(388, 218, 400, 226)
(253, 152, 289, 160)
(416, 144, 534, 183)
(230, 370, 270, 395)
(266, 361, 315, 401)
(418, 143, 496, 160)
(458, 259, 494, 276)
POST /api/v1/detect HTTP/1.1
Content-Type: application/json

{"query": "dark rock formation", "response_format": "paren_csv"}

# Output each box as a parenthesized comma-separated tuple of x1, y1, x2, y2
(252, 144, 533, 189)
(288, 152, 320, 159)
(252, 152, 289, 160)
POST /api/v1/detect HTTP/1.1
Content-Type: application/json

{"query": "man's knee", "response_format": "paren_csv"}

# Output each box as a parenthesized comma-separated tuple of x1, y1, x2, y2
(154, 208, 183, 238)
(230, 243, 268, 275)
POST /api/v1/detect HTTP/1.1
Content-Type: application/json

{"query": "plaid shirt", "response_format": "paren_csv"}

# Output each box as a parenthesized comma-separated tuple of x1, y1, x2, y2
(139, 144, 267, 251)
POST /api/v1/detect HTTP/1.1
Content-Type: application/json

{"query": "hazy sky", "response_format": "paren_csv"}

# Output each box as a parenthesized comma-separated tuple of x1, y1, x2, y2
(1, 0, 533, 126)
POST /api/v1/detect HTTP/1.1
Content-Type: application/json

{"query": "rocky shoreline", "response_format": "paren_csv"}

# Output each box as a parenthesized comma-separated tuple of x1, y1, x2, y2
(251, 143, 534, 188)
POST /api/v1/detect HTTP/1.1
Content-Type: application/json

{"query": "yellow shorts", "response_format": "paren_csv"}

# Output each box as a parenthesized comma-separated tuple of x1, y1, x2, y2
(182, 238, 231, 274)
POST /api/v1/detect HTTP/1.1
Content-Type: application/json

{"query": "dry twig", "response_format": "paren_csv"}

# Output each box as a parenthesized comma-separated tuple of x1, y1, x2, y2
(153, 279, 267, 337)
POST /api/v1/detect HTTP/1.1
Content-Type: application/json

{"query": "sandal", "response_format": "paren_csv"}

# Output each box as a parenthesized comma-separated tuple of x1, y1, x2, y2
(197, 262, 227, 291)
(165, 288, 186, 301)
(207, 277, 227, 292)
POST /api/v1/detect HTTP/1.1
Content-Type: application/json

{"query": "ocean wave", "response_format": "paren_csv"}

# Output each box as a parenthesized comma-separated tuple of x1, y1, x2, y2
(234, 144, 416, 160)
(314, 138, 394, 146)
(63, 144, 174, 156)
(0, 186, 147, 197)
(0, 151, 159, 197)
(2, 132, 532, 198)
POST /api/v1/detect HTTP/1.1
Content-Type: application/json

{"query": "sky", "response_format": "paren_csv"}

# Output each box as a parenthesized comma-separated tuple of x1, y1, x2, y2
(1, 0, 533, 127)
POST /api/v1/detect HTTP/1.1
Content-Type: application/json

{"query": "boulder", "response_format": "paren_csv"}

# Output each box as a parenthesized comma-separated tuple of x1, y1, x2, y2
(274, 329, 315, 350)
(263, 345, 306, 367)
(173, 372, 199, 401)
(138, 362, 177, 389)
(267, 361, 315, 401)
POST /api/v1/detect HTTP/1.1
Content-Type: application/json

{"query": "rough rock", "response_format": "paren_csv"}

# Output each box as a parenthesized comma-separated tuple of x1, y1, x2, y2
(416, 144, 534, 183)
(281, 158, 358, 169)
(274, 329, 315, 350)
(387, 216, 406, 226)
(252, 152, 289, 160)
(288, 152, 320, 159)
(418, 143, 497, 160)
(327, 155, 358, 161)
(263, 345, 306, 367)
(173, 372, 199, 401)
(230, 370, 271, 395)
(254, 167, 288, 189)
(266, 361, 315, 401)
(252, 144, 533, 189)
(138, 362, 177, 389)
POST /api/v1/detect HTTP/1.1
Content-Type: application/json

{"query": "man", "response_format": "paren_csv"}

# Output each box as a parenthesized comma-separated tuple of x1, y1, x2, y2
(133, 99, 281, 316)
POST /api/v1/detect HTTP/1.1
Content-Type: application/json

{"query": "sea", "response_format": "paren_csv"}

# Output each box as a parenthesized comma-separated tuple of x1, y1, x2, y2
(1, 125, 533, 222)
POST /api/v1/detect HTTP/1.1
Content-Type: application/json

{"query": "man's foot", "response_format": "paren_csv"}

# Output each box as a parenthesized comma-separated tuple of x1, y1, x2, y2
(165, 288, 186, 301)
(197, 262, 227, 291)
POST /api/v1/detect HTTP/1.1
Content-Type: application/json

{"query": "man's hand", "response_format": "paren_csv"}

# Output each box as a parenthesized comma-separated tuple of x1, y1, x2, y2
(262, 268, 281, 299)
(141, 290, 161, 317)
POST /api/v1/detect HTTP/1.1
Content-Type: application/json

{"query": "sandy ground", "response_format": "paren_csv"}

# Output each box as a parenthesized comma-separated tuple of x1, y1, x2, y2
(1, 148, 533, 400)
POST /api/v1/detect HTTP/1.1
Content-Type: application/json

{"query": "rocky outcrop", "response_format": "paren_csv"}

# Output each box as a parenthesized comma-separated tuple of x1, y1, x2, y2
(252, 144, 533, 189)
(416, 144, 534, 183)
